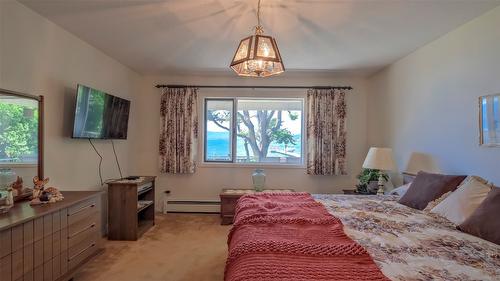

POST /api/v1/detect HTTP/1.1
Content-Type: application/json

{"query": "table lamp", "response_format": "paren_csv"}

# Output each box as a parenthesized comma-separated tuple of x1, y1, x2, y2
(362, 147, 396, 195)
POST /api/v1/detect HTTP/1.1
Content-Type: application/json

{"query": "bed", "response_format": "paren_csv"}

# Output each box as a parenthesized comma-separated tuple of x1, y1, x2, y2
(224, 176, 500, 281)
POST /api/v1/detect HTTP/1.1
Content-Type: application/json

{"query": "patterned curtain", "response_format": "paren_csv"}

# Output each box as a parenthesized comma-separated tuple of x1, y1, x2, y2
(159, 87, 198, 174)
(306, 88, 347, 175)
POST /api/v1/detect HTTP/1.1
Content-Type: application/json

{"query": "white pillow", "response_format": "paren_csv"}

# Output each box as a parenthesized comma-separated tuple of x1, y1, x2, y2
(389, 183, 411, 196)
(430, 176, 491, 225)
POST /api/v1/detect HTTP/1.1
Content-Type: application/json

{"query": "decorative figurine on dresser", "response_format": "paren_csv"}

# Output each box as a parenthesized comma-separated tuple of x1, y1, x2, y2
(31, 176, 64, 205)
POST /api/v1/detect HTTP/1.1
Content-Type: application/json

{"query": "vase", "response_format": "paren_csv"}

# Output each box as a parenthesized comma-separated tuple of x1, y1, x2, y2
(367, 181, 379, 194)
(252, 169, 266, 192)
(0, 168, 16, 189)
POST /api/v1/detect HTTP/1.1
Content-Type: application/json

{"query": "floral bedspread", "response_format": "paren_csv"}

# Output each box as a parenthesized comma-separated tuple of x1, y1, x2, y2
(313, 194, 500, 281)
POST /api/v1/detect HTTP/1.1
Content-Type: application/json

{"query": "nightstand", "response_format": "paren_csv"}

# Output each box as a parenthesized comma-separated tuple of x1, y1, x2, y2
(219, 188, 295, 225)
(342, 189, 357, 195)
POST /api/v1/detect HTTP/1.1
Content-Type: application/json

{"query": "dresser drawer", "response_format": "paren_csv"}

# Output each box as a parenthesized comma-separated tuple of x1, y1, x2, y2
(68, 224, 98, 250)
(0, 254, 12, 281)
(68, 230, 98, 259)
(68, 211, 99, 239)
(67, 198, 98, 226)
(67, 239, 97, 271)
(0, 229, 12, 258)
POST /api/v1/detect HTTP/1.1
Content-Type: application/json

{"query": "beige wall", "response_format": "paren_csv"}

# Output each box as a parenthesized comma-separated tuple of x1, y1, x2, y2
(368, 6, 500, 185)
(131, 73, 370, 205)
(0, 1, 142, 190)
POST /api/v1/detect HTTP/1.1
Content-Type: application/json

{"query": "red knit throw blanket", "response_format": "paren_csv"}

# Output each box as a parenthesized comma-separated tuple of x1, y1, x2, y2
(225, 192, 389, 281)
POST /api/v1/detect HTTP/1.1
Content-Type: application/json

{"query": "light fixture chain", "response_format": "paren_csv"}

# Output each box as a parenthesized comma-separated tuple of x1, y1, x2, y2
(257, 0, 261, 27)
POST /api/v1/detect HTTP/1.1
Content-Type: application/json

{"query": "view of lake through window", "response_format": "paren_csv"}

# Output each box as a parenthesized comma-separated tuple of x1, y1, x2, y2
(205, 98, 303, 164)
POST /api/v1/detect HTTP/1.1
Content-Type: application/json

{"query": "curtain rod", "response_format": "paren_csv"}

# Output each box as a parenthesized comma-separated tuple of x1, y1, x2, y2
(155, 84, 353, 90)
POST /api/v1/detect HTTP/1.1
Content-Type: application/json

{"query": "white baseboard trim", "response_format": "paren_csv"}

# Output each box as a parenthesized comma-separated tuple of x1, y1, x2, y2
(165, 200, 220, 213)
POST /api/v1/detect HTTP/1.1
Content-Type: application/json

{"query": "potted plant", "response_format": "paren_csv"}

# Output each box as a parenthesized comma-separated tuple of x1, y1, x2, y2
(356, 169, 389, 194)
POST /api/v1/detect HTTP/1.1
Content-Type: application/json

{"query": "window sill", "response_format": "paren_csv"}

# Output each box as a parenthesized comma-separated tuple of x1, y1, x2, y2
(198, 162, 306, 169)
(0, 163, 38, 168)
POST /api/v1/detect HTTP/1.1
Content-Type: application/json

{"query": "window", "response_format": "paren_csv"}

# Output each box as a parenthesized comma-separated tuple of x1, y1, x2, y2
(204, 98, 303, 165)
(0, 95, 39, 164)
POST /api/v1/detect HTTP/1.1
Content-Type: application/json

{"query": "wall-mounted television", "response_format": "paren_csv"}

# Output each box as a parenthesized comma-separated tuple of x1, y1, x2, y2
(72, 84, 130, 139)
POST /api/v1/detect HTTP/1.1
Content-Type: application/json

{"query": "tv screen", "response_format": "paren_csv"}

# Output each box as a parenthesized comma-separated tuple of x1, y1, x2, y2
(72, 84, 130, 139)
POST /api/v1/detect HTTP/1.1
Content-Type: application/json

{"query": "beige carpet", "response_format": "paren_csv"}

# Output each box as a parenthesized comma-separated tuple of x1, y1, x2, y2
(74, 214, 231, 281)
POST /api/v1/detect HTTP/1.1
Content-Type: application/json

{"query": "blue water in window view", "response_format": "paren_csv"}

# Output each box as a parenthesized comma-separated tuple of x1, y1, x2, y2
(206, 132, 302, 161)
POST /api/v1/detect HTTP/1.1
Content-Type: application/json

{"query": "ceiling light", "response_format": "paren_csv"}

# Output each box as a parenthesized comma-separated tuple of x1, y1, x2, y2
(230, 0, 284, 77)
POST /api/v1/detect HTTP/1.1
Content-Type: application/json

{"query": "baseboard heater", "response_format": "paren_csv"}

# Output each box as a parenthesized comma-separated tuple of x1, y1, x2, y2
(166, 200, 220, 213)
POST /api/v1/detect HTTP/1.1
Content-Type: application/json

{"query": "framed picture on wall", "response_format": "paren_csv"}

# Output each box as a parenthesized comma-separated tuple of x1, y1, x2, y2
(479, 94, 500, 146)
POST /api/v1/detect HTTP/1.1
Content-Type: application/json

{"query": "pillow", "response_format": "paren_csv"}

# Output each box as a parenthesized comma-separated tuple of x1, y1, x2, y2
(423, 191, 452, 212)
(458, 187, 500, 245)
(389, 183, 411, 196)
(430, 176, 492, 224)
(398, 171, 466, 210)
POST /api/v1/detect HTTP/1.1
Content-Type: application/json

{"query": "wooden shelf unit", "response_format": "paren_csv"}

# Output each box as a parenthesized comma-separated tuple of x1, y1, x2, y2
(107, 176, 156, 241)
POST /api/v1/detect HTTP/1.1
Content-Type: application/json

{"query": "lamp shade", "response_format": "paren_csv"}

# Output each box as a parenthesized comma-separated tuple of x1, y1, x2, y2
(230, 33, 285, 77)
(362, 147, 396, 171)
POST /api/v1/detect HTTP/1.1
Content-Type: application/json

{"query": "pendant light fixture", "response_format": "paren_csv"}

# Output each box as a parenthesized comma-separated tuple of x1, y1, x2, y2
(230, 0, 284, 77)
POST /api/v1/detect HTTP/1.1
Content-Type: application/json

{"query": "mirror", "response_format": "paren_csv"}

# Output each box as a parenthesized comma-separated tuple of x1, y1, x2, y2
(479, 94, 500, 146)
(0, 88, 44, 201)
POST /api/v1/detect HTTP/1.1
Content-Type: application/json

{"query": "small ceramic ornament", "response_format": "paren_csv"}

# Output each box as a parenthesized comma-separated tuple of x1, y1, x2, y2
(44, 187, 64, 202)
(11, 176, 23, 196)
(5, 188, 14, 206)
(39, 191, 52, 202)
(31, 177, 64, 205)
(32, 176, 48, 199)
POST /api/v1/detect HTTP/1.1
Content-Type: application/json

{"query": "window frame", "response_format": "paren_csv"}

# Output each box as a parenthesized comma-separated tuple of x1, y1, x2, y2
(0, 91, 41, 168)
(203, 98, 235, 163)
(202, 97, 305, 168)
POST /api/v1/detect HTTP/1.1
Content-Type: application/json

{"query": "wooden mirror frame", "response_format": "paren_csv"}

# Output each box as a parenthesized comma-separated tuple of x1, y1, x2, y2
(0, 88, 44, 187)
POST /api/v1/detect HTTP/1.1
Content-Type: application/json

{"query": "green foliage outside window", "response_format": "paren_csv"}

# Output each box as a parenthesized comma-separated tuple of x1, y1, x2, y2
(0, 103, 38, 163)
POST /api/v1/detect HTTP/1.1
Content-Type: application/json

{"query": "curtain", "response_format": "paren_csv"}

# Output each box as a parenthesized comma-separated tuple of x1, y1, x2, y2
(159, 87, 198, 174)
(306, 88, 347, 175)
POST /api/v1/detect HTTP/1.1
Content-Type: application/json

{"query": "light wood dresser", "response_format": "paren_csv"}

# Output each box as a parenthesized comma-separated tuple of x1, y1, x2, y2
(219, 189, 295, 225)
(0, 191, 103, 281)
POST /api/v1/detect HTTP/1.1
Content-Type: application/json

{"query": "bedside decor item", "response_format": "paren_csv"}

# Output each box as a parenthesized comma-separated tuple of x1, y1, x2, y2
(252, 169, 266, 191)
(361, 147, 396, 195)
(230, 0, 284, 77)
(356, 169, 389, 194)
(479, 93, 500, 146)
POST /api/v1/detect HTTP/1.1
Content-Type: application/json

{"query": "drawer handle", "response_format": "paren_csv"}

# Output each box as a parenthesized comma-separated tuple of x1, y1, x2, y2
(68, 223, 96, 239)
(68, 203, 95, 216)
(68, 242, 95, 261)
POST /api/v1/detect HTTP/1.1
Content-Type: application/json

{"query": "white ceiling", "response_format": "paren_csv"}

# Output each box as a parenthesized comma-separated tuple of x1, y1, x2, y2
(20, 0, 500, 76)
